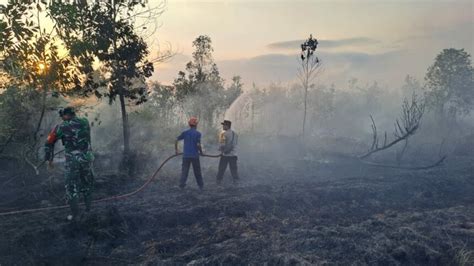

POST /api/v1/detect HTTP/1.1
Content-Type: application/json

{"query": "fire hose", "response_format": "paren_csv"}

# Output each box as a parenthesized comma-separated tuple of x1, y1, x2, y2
(0, 153, 221, 217)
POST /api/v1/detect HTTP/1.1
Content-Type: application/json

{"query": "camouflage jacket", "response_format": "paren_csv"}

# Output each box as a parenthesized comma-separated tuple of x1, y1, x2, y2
(45, 117, 93, 161)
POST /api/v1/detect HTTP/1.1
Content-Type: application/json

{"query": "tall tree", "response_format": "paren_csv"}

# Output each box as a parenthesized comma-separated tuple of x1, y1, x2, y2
(424, 48, 474, 123)
(50, 1, 156, 166)
(173, 35, 240, 131)
(298, 34, 321, 137)
(174, 35, 222, 99)
(0, 1, 75, 162)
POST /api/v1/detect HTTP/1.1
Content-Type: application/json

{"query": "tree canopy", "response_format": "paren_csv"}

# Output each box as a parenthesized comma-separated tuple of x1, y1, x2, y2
(50, 1, 156, 165)
(424, 48, 473, 120)
(173, 35, 242, 131)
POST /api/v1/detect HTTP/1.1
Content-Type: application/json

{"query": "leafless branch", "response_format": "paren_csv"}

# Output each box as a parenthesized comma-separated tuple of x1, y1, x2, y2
(150, 42, 176, 65)
(297, 55, 321, 85)
(129, 1, 167, 40)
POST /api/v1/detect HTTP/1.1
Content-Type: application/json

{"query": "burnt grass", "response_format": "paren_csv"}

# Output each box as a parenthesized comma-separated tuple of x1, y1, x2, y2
(0, 153, 473, 265)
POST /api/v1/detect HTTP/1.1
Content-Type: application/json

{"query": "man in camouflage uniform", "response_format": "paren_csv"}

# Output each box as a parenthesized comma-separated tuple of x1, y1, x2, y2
(45, 107, 94, 220)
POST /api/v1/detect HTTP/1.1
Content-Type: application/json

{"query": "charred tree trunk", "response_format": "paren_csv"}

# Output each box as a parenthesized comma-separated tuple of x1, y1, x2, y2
(298, 54, 321, 139)
(119, 93, 130, 159)
(302, 59, 309, 138)
(118, 91, 135, 175)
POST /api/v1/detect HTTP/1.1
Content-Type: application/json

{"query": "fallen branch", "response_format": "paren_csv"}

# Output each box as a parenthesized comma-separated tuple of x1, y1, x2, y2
(360, 93, 424, 159)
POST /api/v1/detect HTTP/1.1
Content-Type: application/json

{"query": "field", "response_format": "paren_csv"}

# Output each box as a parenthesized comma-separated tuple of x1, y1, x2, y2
(1, 141, 473, 265)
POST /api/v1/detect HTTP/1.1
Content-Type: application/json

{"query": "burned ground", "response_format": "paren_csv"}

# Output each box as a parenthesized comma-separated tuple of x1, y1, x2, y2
(0, 149, 473, 265)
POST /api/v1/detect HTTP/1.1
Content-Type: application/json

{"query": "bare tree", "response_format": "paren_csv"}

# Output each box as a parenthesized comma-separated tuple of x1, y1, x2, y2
(298, 34, 322, 137)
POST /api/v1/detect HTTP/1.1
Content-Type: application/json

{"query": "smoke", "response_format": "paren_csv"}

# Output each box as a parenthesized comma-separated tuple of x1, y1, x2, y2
(218, 77, 474, 173)
(64, 71, 474, 183)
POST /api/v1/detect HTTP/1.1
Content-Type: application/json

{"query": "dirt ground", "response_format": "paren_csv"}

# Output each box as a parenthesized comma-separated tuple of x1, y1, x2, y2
(0, 151, 473, 265)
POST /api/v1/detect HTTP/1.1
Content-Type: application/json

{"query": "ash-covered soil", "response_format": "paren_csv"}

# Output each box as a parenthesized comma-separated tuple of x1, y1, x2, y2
(0, 154, 473, 265)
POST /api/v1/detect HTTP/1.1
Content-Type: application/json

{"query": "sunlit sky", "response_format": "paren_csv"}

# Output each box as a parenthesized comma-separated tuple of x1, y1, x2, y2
(152, 0, 473, 88)
(2, 0, 473, 88)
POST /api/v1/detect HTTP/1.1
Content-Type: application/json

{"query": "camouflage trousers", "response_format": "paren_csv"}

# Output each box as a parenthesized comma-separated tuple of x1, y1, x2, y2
(64, 153, 94, 212)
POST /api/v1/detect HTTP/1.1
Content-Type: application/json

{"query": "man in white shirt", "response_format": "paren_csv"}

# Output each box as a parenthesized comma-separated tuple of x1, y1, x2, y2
(216, 120, 239, 185)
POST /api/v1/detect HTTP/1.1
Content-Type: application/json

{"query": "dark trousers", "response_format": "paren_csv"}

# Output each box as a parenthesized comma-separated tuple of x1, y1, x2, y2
(180, 157, 203, 188)
(216, 156, 239, 183)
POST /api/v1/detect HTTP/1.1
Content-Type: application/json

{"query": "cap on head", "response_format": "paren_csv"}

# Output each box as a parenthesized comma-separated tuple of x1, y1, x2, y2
(188, 116, 198, 127)
(59, 107, 75, 117)
(221, 120, 232, 127)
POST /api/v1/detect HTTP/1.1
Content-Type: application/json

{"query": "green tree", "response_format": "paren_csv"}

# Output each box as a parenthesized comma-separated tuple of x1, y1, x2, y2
(50, 1, 156, 166)
(424, 48, 474, 122)
(174, 35, 222, 100)
(147, 82, 177, 126)
(0, 1, 74, 162)
(224, 76, 243, 108)
(173, 35, 241, 131)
